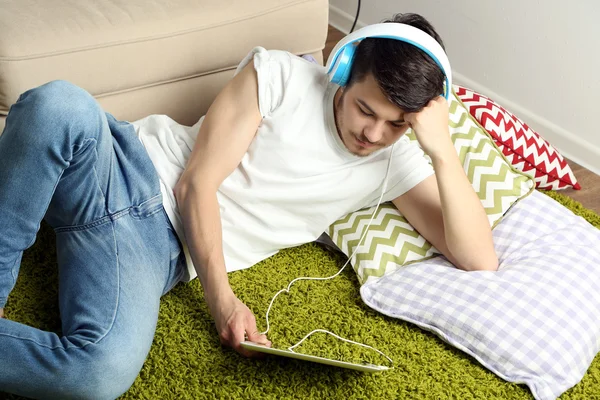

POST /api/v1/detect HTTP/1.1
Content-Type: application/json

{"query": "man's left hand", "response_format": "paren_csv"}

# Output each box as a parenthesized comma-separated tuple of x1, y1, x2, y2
(404, 96, 454, 160)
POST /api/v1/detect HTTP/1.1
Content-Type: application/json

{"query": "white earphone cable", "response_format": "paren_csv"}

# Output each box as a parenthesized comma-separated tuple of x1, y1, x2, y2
(288, 329, 394, 364)
(259, 143, 396, 367)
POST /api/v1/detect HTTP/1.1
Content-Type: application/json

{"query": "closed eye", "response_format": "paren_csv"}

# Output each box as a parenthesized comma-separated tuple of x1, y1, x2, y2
(358, 106, 373, 117)
(357, 100, 405, 127)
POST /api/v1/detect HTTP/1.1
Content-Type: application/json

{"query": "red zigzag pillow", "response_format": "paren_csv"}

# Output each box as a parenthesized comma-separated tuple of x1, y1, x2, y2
(455, 85, 580, 190)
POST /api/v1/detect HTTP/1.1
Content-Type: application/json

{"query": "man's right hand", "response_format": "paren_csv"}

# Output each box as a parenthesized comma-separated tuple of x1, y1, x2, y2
(206, 289, 271, 357)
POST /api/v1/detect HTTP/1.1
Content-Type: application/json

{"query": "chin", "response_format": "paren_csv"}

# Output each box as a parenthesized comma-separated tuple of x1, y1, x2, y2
(350, 135, 379, 156)
(350, 145, 374, 157)
(354, 149, 375, 157)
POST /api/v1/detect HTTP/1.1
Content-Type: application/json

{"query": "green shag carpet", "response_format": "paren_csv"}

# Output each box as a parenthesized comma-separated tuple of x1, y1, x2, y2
(2, 190, 600, 400)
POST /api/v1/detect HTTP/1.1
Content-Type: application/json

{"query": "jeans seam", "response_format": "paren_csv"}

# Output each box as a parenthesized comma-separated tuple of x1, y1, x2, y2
(45, 137, 102, 233)
(71, 137, 96, 158)
(53, 192, 162, 231)
(92, 218, 121, 346)
(92, 144, 108, 212)
(54, 209, 129, 233)
(0, 333, 87, 350)
(129, 194, 163, 220)
(76, 137, 109, 222)
(70, 218, 121, 348)
(163, 267, 185, 296)
(130, 205, 163, 220)
(1, 249, 23, 304)
(9, 257, 19, 288)
(5, 219, 122, 350)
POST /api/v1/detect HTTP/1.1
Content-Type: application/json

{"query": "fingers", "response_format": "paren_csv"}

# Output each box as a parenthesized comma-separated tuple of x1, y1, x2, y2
(0, 308, 4, 318)
(238, 317, 271, 358)
(230, 321, 255, 357)
(404, 112, 416, 124)
(222, 308, 270, 358)
(247, 327, 271, 347)
(406, 97, 448, 121)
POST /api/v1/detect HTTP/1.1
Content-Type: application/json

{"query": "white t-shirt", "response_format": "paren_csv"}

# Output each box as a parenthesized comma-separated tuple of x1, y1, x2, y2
(132, 47, 434, 282)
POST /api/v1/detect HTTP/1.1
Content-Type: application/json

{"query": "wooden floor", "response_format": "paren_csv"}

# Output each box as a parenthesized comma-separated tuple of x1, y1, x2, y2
(324, 25, 600, 214)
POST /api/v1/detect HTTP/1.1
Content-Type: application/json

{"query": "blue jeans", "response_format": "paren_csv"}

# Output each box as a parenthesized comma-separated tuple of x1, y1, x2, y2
(0, 81, 186, 399)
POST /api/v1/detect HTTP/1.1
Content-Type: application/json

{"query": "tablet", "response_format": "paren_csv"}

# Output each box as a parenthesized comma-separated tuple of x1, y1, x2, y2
(240, 341, 391, 372)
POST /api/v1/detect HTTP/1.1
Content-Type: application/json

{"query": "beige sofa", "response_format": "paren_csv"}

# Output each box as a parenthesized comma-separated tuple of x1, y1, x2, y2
(0, 0, 329, 133)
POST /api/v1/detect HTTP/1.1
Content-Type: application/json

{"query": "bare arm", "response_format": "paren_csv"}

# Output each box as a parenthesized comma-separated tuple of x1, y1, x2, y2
(430, 149, 497, 271)
(393, 171, 498, 271)
(174, 61, 268, 355)
(396, 97, 498, 271)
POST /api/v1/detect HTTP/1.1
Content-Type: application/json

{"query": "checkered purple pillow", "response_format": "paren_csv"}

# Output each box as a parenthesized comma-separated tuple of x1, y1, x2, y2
(361, 191, 600, 400)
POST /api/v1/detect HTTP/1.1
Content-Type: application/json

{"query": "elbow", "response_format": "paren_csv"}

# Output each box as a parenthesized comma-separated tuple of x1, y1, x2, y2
(447, 235, 498, 272)
(174, 179, 201, 210)
(173, 179, 189, 203)
(174, 178, 218, 209)
(174, 176, 204, 201)
(459, 253, 499, 272)
(472, 259, 499, 272)
(451, 246, 498, 272)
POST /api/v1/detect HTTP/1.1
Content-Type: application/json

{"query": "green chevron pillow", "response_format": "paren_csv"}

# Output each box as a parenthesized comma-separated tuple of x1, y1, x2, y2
(327, 88, 535, 285)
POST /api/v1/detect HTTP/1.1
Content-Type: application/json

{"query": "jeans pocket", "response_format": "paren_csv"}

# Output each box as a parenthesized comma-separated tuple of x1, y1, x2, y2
(129, 194, 163, 220)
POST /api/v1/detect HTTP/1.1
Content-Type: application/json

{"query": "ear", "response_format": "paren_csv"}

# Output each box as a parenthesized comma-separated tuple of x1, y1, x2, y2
(339, 82, 352, 95)
(334, 86, 346, 105)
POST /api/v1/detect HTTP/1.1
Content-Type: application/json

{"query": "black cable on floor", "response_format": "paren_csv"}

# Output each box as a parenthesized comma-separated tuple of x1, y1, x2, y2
(349, 0, 361, 33)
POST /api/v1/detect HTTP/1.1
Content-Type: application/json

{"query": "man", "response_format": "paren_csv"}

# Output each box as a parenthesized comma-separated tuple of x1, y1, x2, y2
(0, 12, 497, 400)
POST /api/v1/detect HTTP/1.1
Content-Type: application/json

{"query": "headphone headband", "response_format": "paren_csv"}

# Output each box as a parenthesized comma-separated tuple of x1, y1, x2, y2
(325, 23, 452, 100)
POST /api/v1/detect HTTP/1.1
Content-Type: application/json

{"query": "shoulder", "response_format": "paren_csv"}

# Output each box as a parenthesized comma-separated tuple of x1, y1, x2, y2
(235, 47, 326, 82)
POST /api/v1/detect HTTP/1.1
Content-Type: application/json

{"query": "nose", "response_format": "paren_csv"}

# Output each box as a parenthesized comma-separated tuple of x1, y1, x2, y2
(363, 120, 386, 143)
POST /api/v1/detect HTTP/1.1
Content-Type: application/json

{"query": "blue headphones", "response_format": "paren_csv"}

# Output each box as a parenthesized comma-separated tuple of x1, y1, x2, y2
(325, 23, 453, 100)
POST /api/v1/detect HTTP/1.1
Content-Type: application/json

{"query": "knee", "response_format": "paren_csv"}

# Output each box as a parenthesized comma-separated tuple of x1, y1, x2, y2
(19, 80, 99, 124)
(64, 347, 144, 400)
(10, 80, 103, 146)
(23, 80, 95, 110)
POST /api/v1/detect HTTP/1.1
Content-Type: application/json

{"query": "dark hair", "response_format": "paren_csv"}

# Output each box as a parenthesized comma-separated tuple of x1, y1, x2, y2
(346, 13, 446, 113)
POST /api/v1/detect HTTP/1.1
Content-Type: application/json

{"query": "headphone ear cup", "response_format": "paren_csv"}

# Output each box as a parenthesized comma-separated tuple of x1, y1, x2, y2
(330, 44, 357, 86)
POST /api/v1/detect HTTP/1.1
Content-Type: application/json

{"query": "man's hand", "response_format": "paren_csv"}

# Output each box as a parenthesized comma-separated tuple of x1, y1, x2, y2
(205, 289, 271, 357)
(0, 308, 4, 318)
(404, 96, 454, 159)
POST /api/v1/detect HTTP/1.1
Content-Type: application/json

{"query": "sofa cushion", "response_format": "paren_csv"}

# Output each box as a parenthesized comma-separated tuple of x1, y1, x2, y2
(0, 0, 328, 124)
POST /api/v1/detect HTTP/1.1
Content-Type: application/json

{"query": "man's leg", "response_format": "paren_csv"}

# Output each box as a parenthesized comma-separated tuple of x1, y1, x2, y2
(0, 81, 185, 399)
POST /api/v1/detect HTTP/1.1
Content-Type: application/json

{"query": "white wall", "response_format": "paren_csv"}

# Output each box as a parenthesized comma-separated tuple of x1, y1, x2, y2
(329, 0, 600, 175)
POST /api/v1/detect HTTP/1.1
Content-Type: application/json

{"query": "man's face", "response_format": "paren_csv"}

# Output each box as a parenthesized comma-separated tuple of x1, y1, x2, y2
(333, 73, 410, 157)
